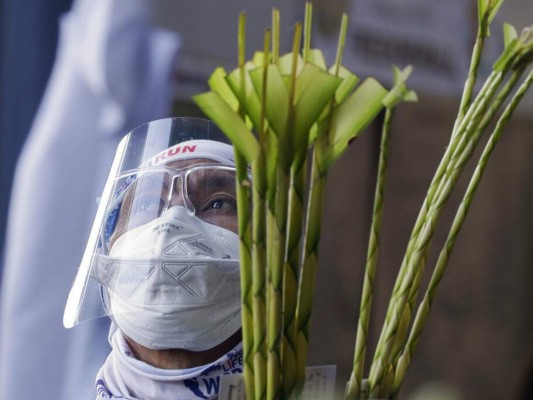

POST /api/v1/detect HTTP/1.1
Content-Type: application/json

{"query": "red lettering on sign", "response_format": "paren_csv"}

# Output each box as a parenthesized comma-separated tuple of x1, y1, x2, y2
(183, 145, 197, 153)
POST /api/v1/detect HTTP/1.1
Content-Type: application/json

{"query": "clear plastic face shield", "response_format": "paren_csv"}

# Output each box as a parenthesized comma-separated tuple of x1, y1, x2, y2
(64, 118, 244, 351)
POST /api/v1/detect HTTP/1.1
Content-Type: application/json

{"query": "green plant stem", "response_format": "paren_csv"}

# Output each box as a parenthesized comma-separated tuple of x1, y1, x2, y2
(385, 69, 501, 306)
(291, 17, 351, 397)
(394, 67, 523, 345)
(267, 169, 288, 400)
(346, 108, 393, 400)
(453, 25, 486, 135)
(371, 63, 525, 396)
(376, 73, 499, 386)
(391, 66, 533, 398)
(281, 153, 307, 400)
(251, 158, 268, 400)
(292, 21, 349, 394)
(369, 69, 505, 395)
(251, 27, 273, 400)
(279, 7, 315, 400)
(294, 140, 329, 395)
(235, 151, 256, 400)
(303, 2, 312, 62)
(267, 23, 302, 400)
(236, 14, 257, 400)
(272, 8, 280, 64)
(377, 11, 529, 398)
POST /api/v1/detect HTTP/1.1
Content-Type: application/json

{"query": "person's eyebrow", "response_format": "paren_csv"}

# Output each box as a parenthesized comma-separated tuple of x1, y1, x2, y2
(187, 170, 235, 194)
(135, 173, 171, 194)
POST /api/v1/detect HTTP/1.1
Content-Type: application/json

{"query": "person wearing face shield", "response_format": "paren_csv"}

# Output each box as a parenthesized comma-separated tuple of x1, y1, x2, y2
(63, 117, 245, 399)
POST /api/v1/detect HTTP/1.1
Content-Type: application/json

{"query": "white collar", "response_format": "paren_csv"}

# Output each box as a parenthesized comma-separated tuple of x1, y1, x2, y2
(96, 329, 243, 399)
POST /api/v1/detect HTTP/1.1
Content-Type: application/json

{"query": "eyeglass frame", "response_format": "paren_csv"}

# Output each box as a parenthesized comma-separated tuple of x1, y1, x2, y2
(100, 162, 245, 254)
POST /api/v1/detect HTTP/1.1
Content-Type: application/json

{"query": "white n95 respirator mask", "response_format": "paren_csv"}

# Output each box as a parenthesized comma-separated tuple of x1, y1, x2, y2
(99, 206, 241, 351)
(63, 117, 245, 351)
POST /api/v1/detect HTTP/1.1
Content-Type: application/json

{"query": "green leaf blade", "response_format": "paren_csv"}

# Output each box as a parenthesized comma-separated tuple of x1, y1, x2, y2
(324, 78, 388, 167)
(330, 65, 360, 104)
(207, 67, 239, 111)
(294, 64, 342, 149)
(226, 63, 263, 130)
(249, 64, 290, 140)
(193, 91, 260, 163)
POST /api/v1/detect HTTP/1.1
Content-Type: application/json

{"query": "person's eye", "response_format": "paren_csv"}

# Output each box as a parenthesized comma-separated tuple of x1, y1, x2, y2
(210, 199, 231, 210)
(202, 196, 236, 213)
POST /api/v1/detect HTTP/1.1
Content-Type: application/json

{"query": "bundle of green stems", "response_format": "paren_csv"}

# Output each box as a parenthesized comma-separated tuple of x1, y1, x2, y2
(195, 5, 413, 399)
(194, 0, 532, 399)
(346, 1, 533, 398)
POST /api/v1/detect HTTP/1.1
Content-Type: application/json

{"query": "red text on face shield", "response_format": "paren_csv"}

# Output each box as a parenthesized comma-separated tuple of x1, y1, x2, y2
(153, 145, 197, 165)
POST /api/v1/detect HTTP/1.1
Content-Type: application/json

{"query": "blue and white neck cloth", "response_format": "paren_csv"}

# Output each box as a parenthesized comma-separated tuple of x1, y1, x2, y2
(95, 329, 243, 399)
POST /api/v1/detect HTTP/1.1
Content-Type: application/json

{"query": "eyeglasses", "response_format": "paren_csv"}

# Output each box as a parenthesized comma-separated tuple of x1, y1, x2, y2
(103, 163, 242, 252)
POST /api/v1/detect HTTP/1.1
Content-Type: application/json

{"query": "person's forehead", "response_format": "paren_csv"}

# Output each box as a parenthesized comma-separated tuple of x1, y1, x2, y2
(164, 158, 220, 170)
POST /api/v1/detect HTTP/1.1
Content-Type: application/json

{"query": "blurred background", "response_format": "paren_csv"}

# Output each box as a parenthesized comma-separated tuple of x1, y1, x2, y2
(0, 0, 532, 399)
